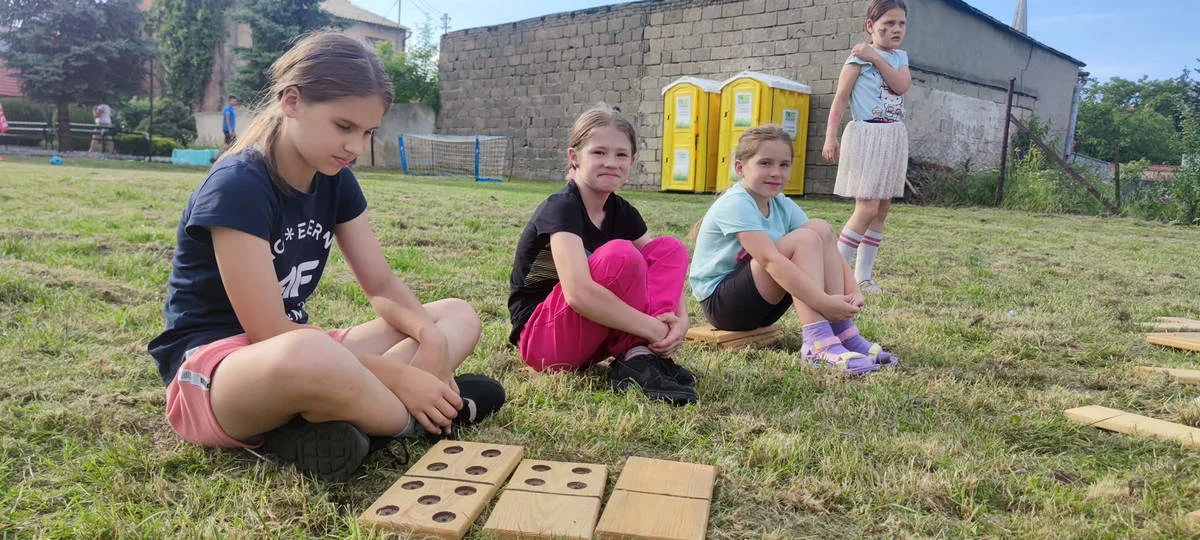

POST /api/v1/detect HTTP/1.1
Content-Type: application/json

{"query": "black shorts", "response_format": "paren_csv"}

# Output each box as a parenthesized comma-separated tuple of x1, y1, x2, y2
(224, 131, 236, 144)
(700, 260, 792, 331)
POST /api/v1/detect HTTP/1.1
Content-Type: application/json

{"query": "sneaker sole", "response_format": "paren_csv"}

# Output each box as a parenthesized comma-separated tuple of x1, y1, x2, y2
(265, 420, 369, 482)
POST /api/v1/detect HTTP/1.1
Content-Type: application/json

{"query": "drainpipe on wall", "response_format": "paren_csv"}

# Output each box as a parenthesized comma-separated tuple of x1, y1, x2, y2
(1064, 71, 1088, 158)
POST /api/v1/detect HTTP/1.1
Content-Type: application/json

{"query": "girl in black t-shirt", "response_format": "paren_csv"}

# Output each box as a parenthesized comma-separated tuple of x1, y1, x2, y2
(149, 33, 504, 482)
(507, 105, 698, 405)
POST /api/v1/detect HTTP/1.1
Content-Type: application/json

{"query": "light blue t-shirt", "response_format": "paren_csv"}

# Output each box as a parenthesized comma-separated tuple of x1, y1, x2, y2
(688, 182, 809, 301)
(847, 48, 908, 122)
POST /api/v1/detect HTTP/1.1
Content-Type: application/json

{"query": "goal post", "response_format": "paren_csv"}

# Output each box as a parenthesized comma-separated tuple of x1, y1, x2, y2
(398, 134, 512, 182)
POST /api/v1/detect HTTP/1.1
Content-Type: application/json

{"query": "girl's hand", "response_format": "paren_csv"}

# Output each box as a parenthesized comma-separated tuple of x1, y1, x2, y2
(650, 312, 688, 358)
(848, 290, 866, 309)
(392, 364, 462, 434)
(822, 138, 840, 163)
(851, 42, 880, 64)
(820, 294, 861, 322)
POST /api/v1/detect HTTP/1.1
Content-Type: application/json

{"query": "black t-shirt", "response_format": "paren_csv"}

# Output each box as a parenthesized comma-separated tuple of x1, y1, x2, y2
(147, 151, 368, 385)
(507, 181, 648, 344)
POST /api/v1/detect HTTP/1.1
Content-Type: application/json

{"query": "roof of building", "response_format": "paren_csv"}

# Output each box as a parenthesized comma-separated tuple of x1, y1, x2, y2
(0, 57, 23, 98)
(943, 0, 1084, 67)
(321, 0, 407, 31)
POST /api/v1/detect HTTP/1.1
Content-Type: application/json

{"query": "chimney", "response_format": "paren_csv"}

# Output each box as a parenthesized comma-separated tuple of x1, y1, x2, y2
(1013, 0, 1028, 34)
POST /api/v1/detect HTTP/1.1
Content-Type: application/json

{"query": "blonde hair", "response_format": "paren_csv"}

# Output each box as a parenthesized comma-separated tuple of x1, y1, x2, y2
(866, 0, 908, 30)
(566, 104, 637, 173)
(733, 124, 794, 164)
(226, 32, 394, 192)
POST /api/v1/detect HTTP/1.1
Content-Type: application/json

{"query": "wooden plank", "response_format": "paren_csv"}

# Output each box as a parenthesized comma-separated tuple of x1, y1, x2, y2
(594, 490, 710, 540)
(612, 456, 716, 501)
(1146, 333, 1200, 352)
(358, 475, 498, 539)
(1141, 322, 1200, 332)
(717, 329, 783, 350)
(685, 324, 781, 344)
(1134, 366, 1200, 384)
(481, 490, 601, 540)
(505, 459, 608, 499)
(406, 439, 524, 486)
(1065, 405, 1200, 448)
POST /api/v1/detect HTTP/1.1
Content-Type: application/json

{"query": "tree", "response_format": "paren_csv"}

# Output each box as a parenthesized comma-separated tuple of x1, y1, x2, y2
(0, 0, 152, 151)
(1074, 74, 1193, 164)
(377, 22, 439, 110)
(229, 0, 340, 102)
(150, 0, 230, 110)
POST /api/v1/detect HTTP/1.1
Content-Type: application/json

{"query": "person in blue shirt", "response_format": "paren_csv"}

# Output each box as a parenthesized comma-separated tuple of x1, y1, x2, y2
(823, 0, 912, 294)
(222, 95, 237, 145)
(690, 125, 897, 375)
(148, 32, 505, 482)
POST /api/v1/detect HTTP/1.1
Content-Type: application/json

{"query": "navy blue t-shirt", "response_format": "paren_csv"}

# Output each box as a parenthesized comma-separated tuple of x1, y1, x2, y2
(147, 150, 368, 385)
(507, 181, 647, 345)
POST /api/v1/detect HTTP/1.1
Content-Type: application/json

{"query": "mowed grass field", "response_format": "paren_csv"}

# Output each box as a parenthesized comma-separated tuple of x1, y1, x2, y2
(2, 155, 1200, 537)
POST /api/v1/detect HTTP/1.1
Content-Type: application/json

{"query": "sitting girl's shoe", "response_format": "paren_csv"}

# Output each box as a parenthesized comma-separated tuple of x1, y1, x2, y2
(834, 321, 898, 367)
(800, 339, 880, 375)
(263, 417, 370, 482)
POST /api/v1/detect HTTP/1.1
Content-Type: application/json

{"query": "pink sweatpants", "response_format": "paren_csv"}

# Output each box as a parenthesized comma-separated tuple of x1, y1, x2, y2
(518, 237, 689, 372)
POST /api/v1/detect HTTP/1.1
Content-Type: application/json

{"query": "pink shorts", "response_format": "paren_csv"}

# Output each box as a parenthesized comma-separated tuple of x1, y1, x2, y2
(165, 326, 351, 449)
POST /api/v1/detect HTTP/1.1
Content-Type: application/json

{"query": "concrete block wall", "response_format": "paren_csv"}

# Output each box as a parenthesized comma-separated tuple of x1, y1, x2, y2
(438, 0, 1081, 192)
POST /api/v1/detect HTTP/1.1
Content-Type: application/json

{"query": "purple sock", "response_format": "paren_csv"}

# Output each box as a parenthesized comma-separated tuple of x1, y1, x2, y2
(801, 321, 853, 357)
(831, 319, 896, 365)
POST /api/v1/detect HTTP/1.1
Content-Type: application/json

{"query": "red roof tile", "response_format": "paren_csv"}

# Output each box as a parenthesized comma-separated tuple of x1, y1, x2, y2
(0, 57, 22, 98)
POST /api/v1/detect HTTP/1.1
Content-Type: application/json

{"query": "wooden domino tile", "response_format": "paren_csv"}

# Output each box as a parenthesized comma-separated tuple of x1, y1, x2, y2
(482, 459, 608, 540)
(1140, 317, 1200, 332)
(1065, 405, 1200, 448)
(1146, 332, 1200, 352)
(406, 439, 525, 486)
(359, 440, 525, 539)
(685, 324, 782, 351)
(358, 475, 499, 539)
(594, 457, 717, 540)
(1135, 366, 1200, 385)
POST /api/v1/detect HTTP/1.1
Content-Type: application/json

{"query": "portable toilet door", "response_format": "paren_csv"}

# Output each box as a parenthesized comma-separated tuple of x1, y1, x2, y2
(716, 71, 812, 195)
(661, 77, 723, 192)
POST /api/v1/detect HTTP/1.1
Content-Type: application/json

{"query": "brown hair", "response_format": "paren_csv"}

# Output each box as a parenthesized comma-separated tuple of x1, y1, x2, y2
(567, 104, 638, 172)
(225, 32, 394, 192)
(866, 0, 907, 26)
(733, 124, 794, 164)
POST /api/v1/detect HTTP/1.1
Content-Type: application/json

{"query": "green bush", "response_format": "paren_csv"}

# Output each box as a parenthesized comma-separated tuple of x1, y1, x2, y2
(113, 134, 181, 156)
(0, 98, 52, 122)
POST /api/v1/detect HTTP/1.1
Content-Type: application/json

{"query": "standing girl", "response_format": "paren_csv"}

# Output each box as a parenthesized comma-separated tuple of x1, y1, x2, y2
(148, 33, 504, 482)
(823, 0, 911, 294)
(508, 105, 698, 405)
(691, 125, 896, 374)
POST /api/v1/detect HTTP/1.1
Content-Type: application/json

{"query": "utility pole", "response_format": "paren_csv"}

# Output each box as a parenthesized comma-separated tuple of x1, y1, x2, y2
(441, 13, 450, 34)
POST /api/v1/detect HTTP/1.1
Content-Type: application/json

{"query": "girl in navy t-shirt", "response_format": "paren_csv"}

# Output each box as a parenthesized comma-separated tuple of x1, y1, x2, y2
(148, 33, 503, 482)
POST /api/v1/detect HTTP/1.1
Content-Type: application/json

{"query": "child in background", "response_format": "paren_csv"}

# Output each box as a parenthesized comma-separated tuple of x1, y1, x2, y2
(148, 33, 504, 482)
(691, 125, 896, 374)
(823, 0, 912, 294)
(508, 104, 698, 405)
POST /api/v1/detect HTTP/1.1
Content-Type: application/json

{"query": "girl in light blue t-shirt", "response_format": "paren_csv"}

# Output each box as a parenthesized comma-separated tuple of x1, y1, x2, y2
(823, 0, 912, 295)
(689, 126, 896, 375)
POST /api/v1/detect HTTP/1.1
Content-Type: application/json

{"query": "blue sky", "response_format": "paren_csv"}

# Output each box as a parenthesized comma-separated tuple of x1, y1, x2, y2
(350, 0, 1196, 82)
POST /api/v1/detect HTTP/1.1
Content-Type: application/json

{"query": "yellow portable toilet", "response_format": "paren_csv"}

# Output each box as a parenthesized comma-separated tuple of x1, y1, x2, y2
(661, 77, 723, 192)
(716, 71, 812, 195)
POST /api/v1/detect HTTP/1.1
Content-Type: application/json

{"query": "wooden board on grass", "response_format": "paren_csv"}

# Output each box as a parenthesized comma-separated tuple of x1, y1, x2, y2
(405, 439, 524, 486)
(1146, 333, 1200, 352)
(611, 456, 716, 500)
(1140, 317, 1200, 332)
(1134, 366, 1200, 385)
(357, 475, 499, 539)
(481, 459, 607, 539)
(685, 324, 782, 350)
(593, 456, 717, 540)
(1064, 405, 1200, 448)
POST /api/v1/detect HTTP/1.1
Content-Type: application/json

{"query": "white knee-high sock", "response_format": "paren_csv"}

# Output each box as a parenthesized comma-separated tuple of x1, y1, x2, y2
(854, 230, 883, 283)
(837, 227, 862, 267)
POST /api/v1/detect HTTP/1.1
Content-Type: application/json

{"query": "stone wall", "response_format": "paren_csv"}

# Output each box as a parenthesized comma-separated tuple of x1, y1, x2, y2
(438, 0, 1082, 192)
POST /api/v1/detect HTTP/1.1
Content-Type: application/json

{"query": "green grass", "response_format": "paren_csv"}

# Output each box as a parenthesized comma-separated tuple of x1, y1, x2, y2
(2, 155, 1200, 537)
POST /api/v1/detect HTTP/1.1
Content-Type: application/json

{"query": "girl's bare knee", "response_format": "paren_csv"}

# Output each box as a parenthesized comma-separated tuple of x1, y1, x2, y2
(803, 219, 836, 242)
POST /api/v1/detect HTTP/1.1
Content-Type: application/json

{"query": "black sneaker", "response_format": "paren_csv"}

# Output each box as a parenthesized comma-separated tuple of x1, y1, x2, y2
(453, 374, 506, 427)
(609, 354, 698, 406)
(263, 417, 369, 482)
(655, 356, 697, 387)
